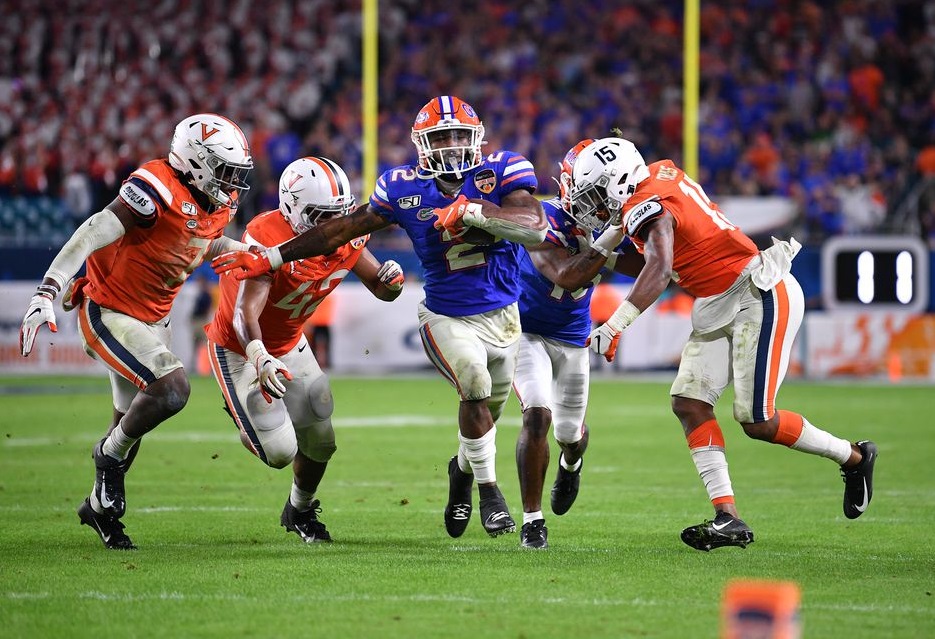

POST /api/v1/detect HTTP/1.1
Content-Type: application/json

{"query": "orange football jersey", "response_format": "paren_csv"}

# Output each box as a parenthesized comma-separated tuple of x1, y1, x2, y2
(84, 159, 236, 322)
(206, 211, 367, 357)
(622, 160, 758, 298)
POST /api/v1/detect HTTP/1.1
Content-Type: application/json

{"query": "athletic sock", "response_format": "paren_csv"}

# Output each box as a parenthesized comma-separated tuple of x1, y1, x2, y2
(459, 426, 497, 484)
(102, 423, 139, 461)
(560, 454, 582, 472)
(290, 482, 316, 512)
(523, 510, 544, 525)
(773, 410, 852, 464)
(687, 419, 735, 506)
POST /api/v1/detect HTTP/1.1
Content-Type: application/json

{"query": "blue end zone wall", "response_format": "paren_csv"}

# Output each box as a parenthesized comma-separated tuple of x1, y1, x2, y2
(2, 245, 933, 313)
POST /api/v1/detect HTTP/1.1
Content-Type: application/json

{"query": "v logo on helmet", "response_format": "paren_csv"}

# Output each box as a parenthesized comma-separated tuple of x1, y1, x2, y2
(201, 123, 220, 141)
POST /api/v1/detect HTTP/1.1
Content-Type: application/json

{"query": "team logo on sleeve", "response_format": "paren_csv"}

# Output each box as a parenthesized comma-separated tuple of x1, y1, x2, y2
(397, 195, 421, 209)
(186, 220, 198, 229)
(350, 235, 368, 249)
(473, 168, 496, 194)
(416, 208, 436, 221)
(625, 198, 663, 235)
(119, 182, 156, 218)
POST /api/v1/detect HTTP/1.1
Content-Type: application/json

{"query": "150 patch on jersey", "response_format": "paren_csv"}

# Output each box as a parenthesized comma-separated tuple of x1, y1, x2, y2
(397, 195, 421, 209)
(625, 198, 663, 236)
(120, 182, 156, 218)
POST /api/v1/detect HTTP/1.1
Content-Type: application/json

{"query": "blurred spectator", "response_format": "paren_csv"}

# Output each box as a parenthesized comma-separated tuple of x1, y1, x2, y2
(1, 0, 934, 253)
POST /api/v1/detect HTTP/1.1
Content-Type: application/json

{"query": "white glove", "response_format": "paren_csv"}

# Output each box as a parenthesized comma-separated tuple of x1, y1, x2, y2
(377, 260, 405, 291)
(586, 300, 641, 363)
(245, 340, 293, 403)
(587, 323, 621, 362)
(20, 291, 58, 357)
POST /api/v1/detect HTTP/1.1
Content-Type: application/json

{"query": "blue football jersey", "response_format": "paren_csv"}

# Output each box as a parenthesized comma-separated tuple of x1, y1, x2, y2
(518, 198, 597, 346)
(370, 151, 537, 316)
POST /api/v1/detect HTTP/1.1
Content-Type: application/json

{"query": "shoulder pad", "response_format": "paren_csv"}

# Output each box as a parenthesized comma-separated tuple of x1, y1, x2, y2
(119, 181, 157, 219)
(625, 197, 663, 236)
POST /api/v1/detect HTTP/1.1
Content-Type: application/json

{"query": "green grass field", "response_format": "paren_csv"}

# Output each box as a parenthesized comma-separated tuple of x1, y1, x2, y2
(0, 374, 933, 638)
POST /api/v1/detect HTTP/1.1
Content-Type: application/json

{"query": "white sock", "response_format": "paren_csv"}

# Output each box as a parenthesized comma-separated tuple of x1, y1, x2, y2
(690, 445, 734, 502)
(102, 423, 139, 461)
(791, 418, 852, 465)
(290, 482, 316, 512)
(560, 454, 582, 472)
(523, 510, 544, 525)
(458, 426, 497, 484)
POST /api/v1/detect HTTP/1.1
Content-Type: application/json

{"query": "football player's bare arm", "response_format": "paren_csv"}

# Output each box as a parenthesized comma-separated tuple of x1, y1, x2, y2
(626, 213, 675, 312)
(462, 189, 548, 245)
(352, 249, 404, 302)
(612, 249, 646, 279)
(527, 241, 605, 292)
(232, 276, 274, 349)
(278, 205, 391, 263)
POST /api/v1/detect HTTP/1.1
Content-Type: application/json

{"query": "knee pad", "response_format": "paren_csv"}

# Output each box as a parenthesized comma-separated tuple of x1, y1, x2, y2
(296, 420, 337, 463)
(307, 374, 334, 421)
(243, 390, 297, 468)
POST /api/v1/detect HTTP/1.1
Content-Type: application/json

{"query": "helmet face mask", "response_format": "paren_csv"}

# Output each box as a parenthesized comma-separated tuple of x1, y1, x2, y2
(411, 96, 485, 178)
(279, 156, 355, 235)
(168, 113, 253, 208)
(569, 137, 649, 233)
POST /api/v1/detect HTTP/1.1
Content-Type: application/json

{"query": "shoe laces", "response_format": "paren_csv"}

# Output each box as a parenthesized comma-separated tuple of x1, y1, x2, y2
(450, 504, 471, 519)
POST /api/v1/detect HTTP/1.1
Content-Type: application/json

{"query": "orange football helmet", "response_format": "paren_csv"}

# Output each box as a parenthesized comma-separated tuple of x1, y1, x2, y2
(411, 96, 485, 178)
(556, 138, 596, 214)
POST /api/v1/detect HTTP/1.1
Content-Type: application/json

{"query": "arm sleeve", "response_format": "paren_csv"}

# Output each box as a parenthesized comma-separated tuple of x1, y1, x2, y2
(206, 235, 254, 259)
(45, 208, 126, 289)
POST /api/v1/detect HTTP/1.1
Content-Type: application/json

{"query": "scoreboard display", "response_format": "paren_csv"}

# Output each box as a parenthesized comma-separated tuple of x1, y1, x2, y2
(821, 236, 929, 312)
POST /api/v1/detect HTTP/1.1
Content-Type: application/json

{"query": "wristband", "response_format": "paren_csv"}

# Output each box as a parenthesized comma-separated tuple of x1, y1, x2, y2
(606, 299, 641, 332)
(36, 284, 59, 300)
(592, 225, 625, 257)
(266, 246, 284, 270)
(245, 339, 267, 364)
(603, 252, 618, 270)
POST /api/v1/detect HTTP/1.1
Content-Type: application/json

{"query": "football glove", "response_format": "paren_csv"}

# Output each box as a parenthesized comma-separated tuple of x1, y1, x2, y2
(432, 195, 484, 235)
(245, 340, 293, 403)
(377, 260, 405, 291)
(20, 291, 58, 357)
(212, 246, 283, 281)
(61, 276, 89, 312)
(586, 300, 641, 363)
(586, 323, 621, 363)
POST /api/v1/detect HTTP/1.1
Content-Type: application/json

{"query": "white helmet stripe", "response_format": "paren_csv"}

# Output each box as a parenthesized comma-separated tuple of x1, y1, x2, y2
(439, 95, 454, 118)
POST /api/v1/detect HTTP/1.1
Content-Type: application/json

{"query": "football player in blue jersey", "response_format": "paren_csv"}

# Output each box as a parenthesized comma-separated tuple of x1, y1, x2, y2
(511, 139, 644, 548)
(212, 96, 548, 539)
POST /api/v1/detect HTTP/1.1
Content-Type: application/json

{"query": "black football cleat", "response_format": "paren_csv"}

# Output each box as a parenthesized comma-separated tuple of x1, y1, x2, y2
(842, 440, 878, 519)
(520, 519, 548, 549)
(92, 438, 129, 518)
(444, 456, 474, 538)
(78, 498, 136, 550)
(281, 498, 332, 543)
(550, 458, 583, 516)
(680, 511, 755, 551)
(479, 489, 516, 537)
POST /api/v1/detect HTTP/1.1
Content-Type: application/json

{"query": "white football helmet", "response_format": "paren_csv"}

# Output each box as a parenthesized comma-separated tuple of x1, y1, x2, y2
(168, 113, 253, 208)
(411, 95, 485, 178)
(569, 137, 650, 233)
(278, 156, 356, 234)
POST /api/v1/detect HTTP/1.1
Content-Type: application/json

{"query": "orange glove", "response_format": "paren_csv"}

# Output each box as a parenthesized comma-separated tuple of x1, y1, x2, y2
(432, 195, 474, 235)
(212, 246, 276, 281)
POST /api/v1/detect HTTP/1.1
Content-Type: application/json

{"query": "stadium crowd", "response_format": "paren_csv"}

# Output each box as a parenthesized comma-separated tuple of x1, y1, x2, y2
(1, 0, 934, 245)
